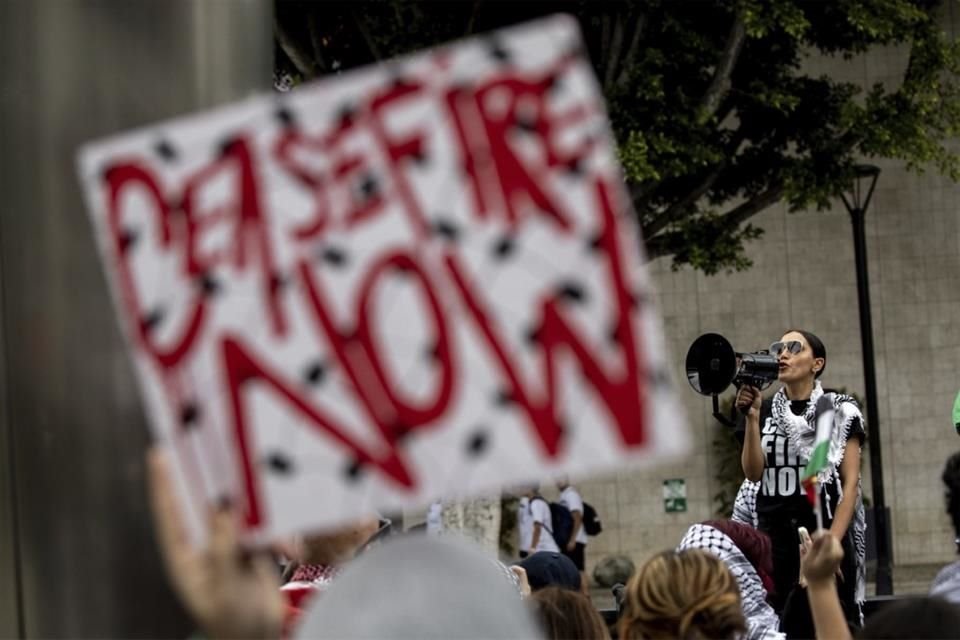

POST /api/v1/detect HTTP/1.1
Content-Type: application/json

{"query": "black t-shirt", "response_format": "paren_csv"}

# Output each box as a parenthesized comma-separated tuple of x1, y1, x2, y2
(738, 396, 865, 519)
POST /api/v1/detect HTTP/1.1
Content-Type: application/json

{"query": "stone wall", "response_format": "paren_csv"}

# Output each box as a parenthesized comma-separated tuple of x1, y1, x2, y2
(581, 4, 960, 579)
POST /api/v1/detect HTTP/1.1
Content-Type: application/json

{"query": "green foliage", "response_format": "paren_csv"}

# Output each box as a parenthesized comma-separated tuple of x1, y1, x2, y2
(275, 0, 960, 275)
(710, 395, 745, 517)
(499, 494, 519, 557)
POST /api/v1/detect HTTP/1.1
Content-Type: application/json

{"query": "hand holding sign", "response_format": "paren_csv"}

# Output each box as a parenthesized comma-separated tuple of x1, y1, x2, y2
(147, 448, 284, 639)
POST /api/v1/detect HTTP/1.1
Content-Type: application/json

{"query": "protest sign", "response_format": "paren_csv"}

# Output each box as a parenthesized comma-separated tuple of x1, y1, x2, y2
(78, 15, 688, 541)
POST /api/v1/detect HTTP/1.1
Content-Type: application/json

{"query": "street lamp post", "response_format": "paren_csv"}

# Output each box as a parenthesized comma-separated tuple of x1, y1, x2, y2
(839, 164, 893, 596)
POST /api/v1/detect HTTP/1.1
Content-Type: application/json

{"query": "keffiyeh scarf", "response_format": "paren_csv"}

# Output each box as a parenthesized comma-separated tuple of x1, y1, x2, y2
(770, 381, 867, 608)
(732, 479, 759, 529)
(679, 524, 784, 640)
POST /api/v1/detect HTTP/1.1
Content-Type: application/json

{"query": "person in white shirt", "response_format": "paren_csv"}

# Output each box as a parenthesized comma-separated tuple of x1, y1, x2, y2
(517, 495, 534, 558)
(524, 487, 559, 553)
(557, 476, 588, 593)
(425, 500, 443, 537)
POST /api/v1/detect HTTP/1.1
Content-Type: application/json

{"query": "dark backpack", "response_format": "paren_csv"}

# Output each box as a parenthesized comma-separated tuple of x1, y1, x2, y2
(582, 502, 603, 536)
(533, 497, 574, 547)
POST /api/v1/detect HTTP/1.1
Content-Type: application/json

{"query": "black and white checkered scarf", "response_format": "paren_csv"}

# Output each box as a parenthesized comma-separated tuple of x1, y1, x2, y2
(770, 382, 867, 607)
(732, 479, 759, 529)
(679, 523, 784, 640)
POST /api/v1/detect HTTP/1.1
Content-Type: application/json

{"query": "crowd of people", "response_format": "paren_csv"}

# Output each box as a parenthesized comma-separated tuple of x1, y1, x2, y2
(146, 329, 960, 639)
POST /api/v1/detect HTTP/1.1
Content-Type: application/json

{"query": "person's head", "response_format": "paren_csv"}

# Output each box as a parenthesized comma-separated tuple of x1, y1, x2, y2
(295, 536, 542, 639)
(858, 596, 960, 639)
(942, 452, 960, 548)
(530, 586, 610, 640)
(299, 514, 382, 566)
(701, 519, 774, 595)
(520, 483, 541, 498)
(618, 549, 745, 640)
(555, 475, 570, 491)
(773, 329, 826, 385)
(518, 552, 582, 592)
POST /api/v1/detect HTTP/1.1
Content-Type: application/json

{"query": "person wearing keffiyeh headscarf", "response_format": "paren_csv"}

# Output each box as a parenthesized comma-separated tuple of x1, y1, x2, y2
(678, 521, 783, 640)
(736, 330, 866, 631)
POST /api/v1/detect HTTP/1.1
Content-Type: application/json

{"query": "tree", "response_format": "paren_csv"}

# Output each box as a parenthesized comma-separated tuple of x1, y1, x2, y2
(274, 0, 960, 275)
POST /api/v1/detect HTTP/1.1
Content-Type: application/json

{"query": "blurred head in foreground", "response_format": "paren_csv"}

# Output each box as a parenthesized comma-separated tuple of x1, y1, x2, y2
(618, 548, 745, 640)
(295, 535, 541, 639)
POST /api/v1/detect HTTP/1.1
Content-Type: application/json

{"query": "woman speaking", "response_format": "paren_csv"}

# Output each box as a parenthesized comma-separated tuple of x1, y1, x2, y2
(737, 329, 865, 628)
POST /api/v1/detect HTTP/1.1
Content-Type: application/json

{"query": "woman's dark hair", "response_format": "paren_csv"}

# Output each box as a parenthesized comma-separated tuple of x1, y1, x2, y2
(785, 329, 826, 378)
(858, 596, 960, 639)
(530, 586, 611, 640)
(942, 452, 960, 545)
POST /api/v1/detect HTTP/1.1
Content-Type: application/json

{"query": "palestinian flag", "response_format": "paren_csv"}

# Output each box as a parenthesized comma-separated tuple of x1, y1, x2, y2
(801, 396, 836, 506)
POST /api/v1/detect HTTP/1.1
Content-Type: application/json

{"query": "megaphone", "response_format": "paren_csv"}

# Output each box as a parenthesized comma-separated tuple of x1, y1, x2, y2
(684, 333, 780, 427)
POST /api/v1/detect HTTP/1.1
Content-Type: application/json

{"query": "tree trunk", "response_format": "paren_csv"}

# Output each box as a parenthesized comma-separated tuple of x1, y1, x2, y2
(441, 495, 502, 556)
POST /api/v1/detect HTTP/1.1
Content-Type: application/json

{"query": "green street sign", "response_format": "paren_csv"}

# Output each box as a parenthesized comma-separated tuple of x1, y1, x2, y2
(663, 478, 687, 513)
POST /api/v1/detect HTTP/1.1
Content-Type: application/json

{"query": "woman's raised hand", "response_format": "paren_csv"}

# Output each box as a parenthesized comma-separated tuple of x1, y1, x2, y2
(800, 531, 844, 587)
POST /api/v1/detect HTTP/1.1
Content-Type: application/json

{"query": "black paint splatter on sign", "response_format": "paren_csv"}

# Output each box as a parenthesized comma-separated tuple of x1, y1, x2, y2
(423, 340, 441, 364)
(141, 307, 166, 334)
(197, 272, 220, 297)
(358, 174, 379, 200)
(118, 228, 139, 254)
(336, 103, 358, 128)
(585, 231, 603, 253)
(431, 218, 460, 242)
(269, 272, 288, 294)
(303, 360, 327, 386)
(180, 402, 200, 429)
(466, 429, 490, 457)
(556, 280, 587, 304)
(274, 106, 296, 128)
(265, 452, 294, 475)
(344, 458, 365, 482)
(318, 246, 349, 268)
(524, 324, 543, 346)
(493, 388, 515, 408)
(492, 235, 516, 261)
(217, 136, 240, 158)
(154, 139, 178, 162)
(487, 39, 511, 63)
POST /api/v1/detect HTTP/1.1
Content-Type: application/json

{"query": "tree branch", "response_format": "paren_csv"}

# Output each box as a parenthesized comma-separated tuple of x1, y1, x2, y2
(643, 183, 784, 261)
(351, 9, 383, 62)
(638, 121, 749, 237)
(628, 181, 660, 224)
(643, 165, 726, 237)
(644, 235, 673, 260)
(306, 13, 328, 75)
(603, 11, 626, 91)
(720, 184, 785, 227)
(699, 9, 746, 124)
(600, 14, 612, 72)
(616, 12, 647, 89)
(274, 18, 317, 80)
(465, 0, 483, 35)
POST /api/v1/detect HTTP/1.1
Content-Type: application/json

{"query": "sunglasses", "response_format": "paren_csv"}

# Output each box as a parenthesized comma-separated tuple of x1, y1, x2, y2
(769, 340, 803, 357)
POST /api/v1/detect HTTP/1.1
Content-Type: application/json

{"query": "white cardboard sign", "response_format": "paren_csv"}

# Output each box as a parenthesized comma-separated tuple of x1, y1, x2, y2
(78, 15, 688, 541)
